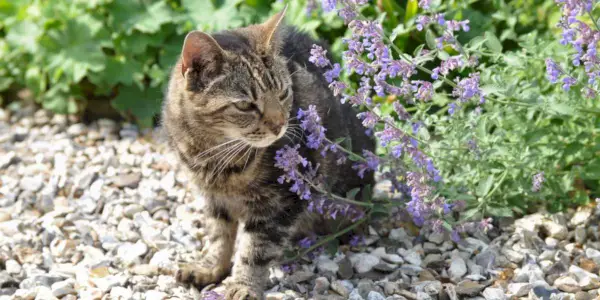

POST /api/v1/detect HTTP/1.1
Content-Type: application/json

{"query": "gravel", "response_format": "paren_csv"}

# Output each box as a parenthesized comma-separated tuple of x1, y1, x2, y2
(2, 107, 600, 299)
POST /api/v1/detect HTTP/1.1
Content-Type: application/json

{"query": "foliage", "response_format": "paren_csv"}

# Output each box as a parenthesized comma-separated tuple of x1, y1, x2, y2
(0, 0, 324, 125)
(274, 0, 599, 262)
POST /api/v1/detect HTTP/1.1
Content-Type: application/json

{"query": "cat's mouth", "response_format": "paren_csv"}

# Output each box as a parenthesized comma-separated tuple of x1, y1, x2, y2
(245, 125, 287, 148)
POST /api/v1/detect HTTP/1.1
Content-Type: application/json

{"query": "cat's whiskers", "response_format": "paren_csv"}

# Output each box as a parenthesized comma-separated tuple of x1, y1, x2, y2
(194, 139, 240, 162)
(203, 141, 244, 171)
(212, 143, 248, 179)
(190, 140, 242, 169)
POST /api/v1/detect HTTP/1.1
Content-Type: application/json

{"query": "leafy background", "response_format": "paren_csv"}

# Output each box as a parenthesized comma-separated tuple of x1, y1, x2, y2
(0, 0, 598, 218)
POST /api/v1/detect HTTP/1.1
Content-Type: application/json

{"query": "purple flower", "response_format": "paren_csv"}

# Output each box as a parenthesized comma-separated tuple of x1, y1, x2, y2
(349, 235, 364, 246)
(532, 172, 545, 192)
(357, 111, 379, 128)
(298, 105, 327, 149)
(412, 80, 434, 101)
(321, 0, 336, 12)
(280, 264, 297, 273)
(299, 236, 315, 248)
(352, 150, 379, 178)
(416, 16, 431, 31)
(309, 45, 330, 68)
(450, 230, 461, 242)
(545, 59, 561, 83)
(452, 73, 483, 103)
(418, 0, 431, 9)
(562, 76, 576, 91)
(324, 63, 341, 83)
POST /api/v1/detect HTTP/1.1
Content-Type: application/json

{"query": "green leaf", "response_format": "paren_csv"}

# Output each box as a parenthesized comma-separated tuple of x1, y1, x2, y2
(5, 20, 42, 52)
(404, 0, 418, 24)
(334, 137, 346, 144)
(549, 102, 576, 116)
(182, 0, 244, 31)
(370, 204, 389, 219)
(42, 15, 108, 83)
(346, 188, 361, 200)
(111, 85, 162, 128)
(108, 0, 176, 34)
(461, 207, 481, 221)
(476, 175, 494, 197)
(486, 206, 513, 217)
(425, 29, 437, 50)
(361, 184, 372, 202)
(484, 31, 503, 53)
(325, 239, 339, 256)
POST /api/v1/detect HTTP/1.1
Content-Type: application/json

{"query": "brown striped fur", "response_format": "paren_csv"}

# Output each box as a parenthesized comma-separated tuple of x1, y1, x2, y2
(161, 7, 375, 299)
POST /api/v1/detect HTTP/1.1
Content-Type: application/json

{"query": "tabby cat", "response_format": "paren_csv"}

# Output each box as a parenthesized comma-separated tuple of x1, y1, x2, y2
(162, 7, 375, 299)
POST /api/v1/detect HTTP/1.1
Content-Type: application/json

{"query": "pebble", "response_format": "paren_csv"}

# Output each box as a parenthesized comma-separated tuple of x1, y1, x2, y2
(51, 280, 75, 297)
(351, 253, 380, 273)
(112, 172, 142, 188)
(398, 249, 422, 266)
(313, 277, 329, 294)
(448, 256, 467, 280)
(482, 287, 506, 300)
(507, 282, 531, 297)
(5, 260, 22, 275)
(555, 276, 581, 293)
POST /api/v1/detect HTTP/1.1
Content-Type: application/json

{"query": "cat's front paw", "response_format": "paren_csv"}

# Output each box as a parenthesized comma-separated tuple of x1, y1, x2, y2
(175, 264, 226, 288)
(224, 283, 261, 300)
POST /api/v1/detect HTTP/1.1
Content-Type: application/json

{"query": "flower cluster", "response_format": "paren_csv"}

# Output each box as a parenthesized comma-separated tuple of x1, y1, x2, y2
(532, 172, 545, 192)
(546, 0, 599, 95)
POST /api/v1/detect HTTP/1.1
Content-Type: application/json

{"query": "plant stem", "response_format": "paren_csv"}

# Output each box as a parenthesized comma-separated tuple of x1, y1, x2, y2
(283, 214, 369, 264)
(324, 137, 367, 162)
(298, 173, 374, 208)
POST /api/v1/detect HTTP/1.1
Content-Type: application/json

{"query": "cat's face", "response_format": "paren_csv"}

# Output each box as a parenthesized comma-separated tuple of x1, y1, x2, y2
(178, 9, 292, 148)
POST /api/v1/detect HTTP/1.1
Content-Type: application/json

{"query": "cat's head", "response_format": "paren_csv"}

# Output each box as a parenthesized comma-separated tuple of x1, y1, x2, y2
(177, 7, 292, 148)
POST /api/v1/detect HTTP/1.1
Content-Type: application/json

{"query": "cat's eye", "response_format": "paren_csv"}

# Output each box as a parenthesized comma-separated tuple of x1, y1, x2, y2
(279, 88, 290, 101)
(234, 101, 255, 112)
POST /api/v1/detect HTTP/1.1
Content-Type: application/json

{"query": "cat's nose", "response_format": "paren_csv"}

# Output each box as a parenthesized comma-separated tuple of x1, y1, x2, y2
(265, 116, 285, 135)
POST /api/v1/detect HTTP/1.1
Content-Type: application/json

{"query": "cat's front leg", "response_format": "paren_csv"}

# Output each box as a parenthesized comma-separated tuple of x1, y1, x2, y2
(176, 203, 237, 288)
(225, 202, 301, 300)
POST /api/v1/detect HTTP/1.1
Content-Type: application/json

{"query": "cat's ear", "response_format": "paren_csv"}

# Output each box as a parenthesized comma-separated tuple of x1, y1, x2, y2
(181, 31, 225, 76)
(257, 5, 287, 52)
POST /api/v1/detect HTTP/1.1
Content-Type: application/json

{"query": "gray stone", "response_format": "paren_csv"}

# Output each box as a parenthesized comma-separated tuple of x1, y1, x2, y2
(349, 289, 365, 300)
(20, 175, 44, 192)
(574, 291, 593, 300)
(337, 257, 354, 279)
(415, 281, 442, 295)
(575, 226, 587, 244)
(331, 280, 351, 298)
(482, 287, 505, 300)
(51, 280, 75, 297)
(398, 249, 421, 266)
(389, 228, 410, 242)
(555, 276, 581, 293)
(67, 123, 87, 136)
(416, 292, 433, 300)
(501, 248, 524, 263)
(381, 254, 403, 265)
(313, 277, 330, 294)
(317, 256, 339, 274)
(368, 291, 386, 300)
(5, 260, 21, 275)
(507, 283, 531, 297)
(570, 208, 592, 227)
(448, 256, 467, 280)
(357, 280, 377, 299)
(0, 152, 17, 169)
(428, 232, 445, 244)
(112, 172, 142, 188)
(455, 280, 485, 296)
(352, 253, 380, 273)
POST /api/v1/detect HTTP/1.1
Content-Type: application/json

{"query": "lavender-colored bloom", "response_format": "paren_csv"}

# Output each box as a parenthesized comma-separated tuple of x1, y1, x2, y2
(450, 230, 461, 242)
(562, 76, 576, 91)
(324, 63, 341, 83)
(309, 45, 330, 68)
(545, 59, 561, 83)
(412, 81, 434, 101)
(321, 0, 336, 12)
(416, 16, 431, 31)
(376, 124, 402, 147)
(448, 103, 457, 115)
(352, 150, 379, 178)
(298, 105, 327, 149)
(452, 73, 483, 103)
(329, 80, 347, 96)
(280, 264, 297, 274)
(532, 172, 545, 192)
(349, 235, 364, 246)
(356, 111, 379, 128)
(418, 0, 431, 9)
(299, 236, 315, 248)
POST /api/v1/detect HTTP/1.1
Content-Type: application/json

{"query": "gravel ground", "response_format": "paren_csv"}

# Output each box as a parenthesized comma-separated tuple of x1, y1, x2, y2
(1, 106, 600, 300)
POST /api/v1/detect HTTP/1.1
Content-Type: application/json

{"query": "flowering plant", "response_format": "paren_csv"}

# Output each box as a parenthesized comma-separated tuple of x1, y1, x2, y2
(275, 0, 600, 262)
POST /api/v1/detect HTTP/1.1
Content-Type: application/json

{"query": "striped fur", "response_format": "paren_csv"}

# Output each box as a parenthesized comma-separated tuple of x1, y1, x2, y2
(162, 9, 375, 300)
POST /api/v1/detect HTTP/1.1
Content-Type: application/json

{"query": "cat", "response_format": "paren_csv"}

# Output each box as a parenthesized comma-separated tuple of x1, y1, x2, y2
(161, 6, 375, 299)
